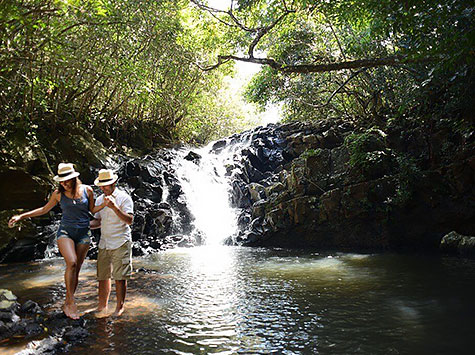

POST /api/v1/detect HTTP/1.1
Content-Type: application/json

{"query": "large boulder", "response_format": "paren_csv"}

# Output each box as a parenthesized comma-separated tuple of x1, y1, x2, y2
(440, 231, 475, 257)
(0, 169, 50, 210)
(0, 210, 54, 263)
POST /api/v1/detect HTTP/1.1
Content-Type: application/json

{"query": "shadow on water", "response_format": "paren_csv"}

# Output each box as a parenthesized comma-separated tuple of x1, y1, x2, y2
(2, 247, 475, 354)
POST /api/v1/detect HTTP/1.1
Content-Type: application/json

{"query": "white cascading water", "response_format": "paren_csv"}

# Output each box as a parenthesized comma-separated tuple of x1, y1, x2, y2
(173, 139, 249, 245)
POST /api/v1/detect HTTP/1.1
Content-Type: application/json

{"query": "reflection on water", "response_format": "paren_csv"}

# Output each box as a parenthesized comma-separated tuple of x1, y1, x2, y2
(1, 247, 475, 354)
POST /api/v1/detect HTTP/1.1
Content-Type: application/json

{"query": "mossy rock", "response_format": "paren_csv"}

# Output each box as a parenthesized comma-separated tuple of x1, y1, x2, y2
(0, 210, 37, 254)
(0, 210, 52, 263)
(0, 168, 51, 210)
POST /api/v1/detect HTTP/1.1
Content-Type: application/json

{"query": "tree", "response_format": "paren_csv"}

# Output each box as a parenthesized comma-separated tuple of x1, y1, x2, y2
(190, 0, 474, 122)
(0, 0, 255, 148)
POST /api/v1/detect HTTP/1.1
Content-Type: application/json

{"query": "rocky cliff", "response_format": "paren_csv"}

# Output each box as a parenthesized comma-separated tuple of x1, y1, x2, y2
(1, 118, 474, 262)
(215, 119, 474, 251)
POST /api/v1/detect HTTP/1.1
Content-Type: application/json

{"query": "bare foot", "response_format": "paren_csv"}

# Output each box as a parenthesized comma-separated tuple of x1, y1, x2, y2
(63, 303, 79, 320)
(94, 307, 109, 318)
(112, 307, 125, 317)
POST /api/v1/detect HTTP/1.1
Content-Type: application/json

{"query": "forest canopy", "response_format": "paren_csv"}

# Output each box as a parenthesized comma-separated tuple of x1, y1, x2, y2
(0, 0, 473, 151)
(0, 0, 257, 147)
(191, 0, 473, 123)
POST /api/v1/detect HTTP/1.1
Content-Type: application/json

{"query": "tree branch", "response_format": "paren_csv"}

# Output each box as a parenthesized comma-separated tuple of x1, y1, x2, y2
(200, 54, 435, 73)
(280, 56, 435, 73)
(189, 0, 254, 31)
(297, 68, 368, 109)
(248, 9, 295, 57)
(191, 2, 433, 74)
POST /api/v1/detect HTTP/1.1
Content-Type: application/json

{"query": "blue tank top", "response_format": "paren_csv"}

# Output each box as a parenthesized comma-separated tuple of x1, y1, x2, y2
(59, 187, 90, 228)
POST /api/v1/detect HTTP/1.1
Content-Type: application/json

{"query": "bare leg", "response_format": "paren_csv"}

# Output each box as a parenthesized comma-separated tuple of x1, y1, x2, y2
(57, 238, 79, 319)
(72, 243, 90, 294)
(113, 280, 127, 317)
(95, 279, 111, 317)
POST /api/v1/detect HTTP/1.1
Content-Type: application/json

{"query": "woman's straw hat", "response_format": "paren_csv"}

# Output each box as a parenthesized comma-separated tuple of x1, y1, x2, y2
(53, 163, 80, 182)
(94, 169, 119, 186)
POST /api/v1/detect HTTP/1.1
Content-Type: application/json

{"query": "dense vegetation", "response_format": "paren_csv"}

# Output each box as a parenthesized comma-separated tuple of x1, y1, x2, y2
(0, 0, 257, 152)
(1, 0, 473, 153)
(191, 1, 472, 122)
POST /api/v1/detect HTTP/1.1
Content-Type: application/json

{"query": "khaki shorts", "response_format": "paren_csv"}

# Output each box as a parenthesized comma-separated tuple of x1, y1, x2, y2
(97, 241, 133, 281)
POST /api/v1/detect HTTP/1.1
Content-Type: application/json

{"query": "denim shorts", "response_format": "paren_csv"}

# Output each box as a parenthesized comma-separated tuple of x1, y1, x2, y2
(56, 224, 91, 245)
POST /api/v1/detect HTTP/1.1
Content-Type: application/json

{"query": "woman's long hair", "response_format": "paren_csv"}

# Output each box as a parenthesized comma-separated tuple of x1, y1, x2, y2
(58, 177, 81, 197)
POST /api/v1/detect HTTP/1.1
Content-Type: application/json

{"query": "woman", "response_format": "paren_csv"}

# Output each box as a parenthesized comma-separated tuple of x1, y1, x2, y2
(8, 163, 105, 319)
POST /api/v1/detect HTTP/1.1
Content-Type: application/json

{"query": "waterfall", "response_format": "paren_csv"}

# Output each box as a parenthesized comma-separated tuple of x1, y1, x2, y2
(173, 140, 248, 245)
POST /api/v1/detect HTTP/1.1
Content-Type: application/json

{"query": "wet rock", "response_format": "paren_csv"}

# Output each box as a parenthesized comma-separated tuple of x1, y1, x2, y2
(21, 300, 43, 314)
(124, 159, 161, 183)
(231, 180, 252, 208)
(0, 289, 17, 302)
(242, 149, 266, 172)
(0, 320, 7, 334)
(184, 151, 202, 163)
(64, 326, 89, 341)
(125, 176, 142, 188)
(251, 200, 268, 219)
(14, 305, 91, 353)
(250, 217, 266, 235)
(0, 168, 50, 211)
(126, 160, 141, 176)
(17, 335, 64, 354)
(2, 116, 474, 259)
(266, 182, 286, 197)
(440, 231, 475, 257)
(1, 237, 45, 263)
(0, 211, 51, 263)
(320, 128, 343, 148)
(237, 231, 261, 245)
(211, 139, 227, 152)
(24, 321, 44, 338)
(168, 183, 182, 198)
(133, 184, 163, 203)
(237, 211, 252, 228)
(8, 319, 26, 333)
(158, 202, 171, 209)
(248, 183, 266, 203)
(0, 310, 20, 323)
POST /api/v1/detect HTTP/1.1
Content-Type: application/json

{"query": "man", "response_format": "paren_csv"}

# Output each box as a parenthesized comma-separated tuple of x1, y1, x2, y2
(91, 169, 133, 317)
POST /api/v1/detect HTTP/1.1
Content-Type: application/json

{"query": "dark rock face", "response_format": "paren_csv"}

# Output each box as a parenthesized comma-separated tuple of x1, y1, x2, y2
(0, 211, 57, 263)
(0, 148, 196, 261)
(111, 150, 196, 256)
(1, 118, 474, 260)
(223, 120, 475, 251)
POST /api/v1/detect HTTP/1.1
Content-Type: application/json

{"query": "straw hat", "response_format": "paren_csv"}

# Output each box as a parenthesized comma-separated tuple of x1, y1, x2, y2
(53, 163, 80, 182)
(94, 169, 119, 186)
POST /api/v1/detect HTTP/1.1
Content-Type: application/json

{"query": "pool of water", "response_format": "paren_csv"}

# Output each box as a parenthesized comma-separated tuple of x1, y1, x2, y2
(1, 246, 475, 354)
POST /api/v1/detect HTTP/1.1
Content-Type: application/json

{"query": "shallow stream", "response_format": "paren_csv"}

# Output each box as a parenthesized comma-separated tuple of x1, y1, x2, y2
(1, 246, 474, 354)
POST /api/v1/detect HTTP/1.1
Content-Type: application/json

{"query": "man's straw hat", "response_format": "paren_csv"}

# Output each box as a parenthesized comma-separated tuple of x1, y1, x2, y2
(94, 169, 119, 186)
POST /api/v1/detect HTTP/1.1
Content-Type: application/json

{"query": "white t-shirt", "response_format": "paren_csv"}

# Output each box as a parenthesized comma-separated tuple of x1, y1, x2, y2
(94, 188, 134, 250)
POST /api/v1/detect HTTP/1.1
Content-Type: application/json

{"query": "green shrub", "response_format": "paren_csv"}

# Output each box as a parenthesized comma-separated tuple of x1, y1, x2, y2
(392, 154, 422, 206)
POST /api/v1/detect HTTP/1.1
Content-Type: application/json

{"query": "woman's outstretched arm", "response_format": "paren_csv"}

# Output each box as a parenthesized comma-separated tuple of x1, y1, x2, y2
(8, 190, 60, 227)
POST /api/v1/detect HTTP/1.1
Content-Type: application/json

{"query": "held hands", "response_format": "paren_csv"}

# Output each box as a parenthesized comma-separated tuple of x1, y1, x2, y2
(104, 196, 118, 210)
(8, 215, 21, 228)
